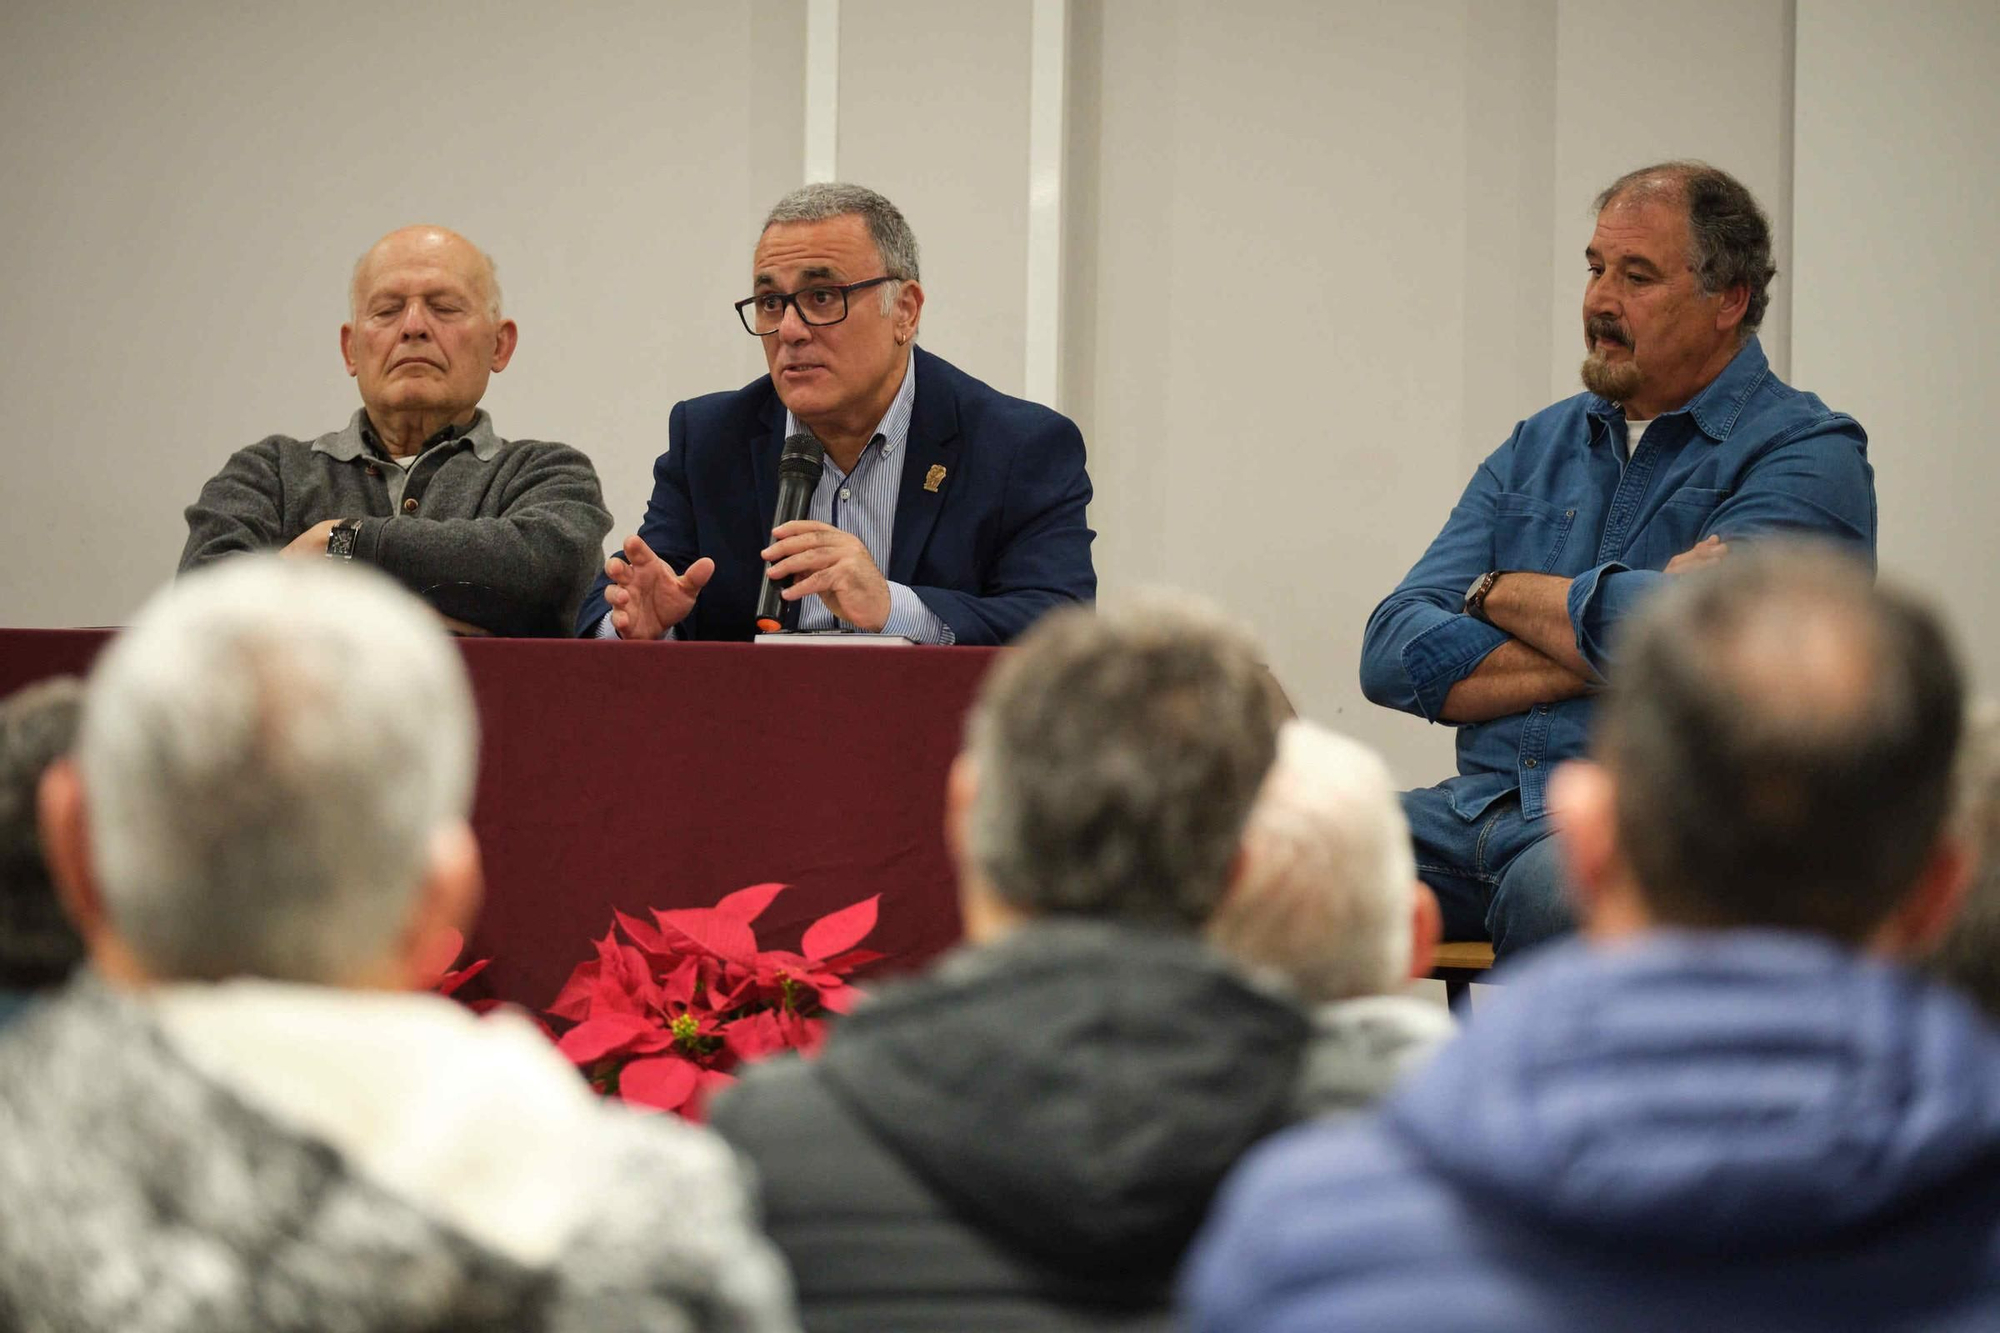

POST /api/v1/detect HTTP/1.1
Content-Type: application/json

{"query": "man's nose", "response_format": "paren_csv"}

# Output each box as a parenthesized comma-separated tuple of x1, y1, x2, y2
(777, 300, 813, 342)
(399, 303, 433, 339)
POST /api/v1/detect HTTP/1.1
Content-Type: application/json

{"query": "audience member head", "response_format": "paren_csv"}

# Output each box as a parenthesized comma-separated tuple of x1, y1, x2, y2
(1554, 543, 1967, 954)
(950, 599, 1281, 938)
(1923, 705, 2000, 1015)
(0, 678, 86, 996)
(342, 225, 517, 438)
(1581, 159, 1772, 418)
(747, 183, 925, 444)
(39, 558, 482, 989)
(1209, 721, 1439, 1003)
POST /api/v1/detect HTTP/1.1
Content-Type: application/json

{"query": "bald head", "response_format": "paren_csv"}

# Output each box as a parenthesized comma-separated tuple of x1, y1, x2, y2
(340, 225, 516, 437)
(349, 226, 502, 323)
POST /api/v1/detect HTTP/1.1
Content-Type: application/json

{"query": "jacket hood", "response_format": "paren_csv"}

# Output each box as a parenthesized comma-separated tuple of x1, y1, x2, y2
(817, 919, 1310, 1278)
(1389, 931, 2000, 1255)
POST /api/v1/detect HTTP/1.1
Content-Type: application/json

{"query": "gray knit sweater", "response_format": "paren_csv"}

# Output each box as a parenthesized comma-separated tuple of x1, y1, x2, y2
(180, 409, 612, 637)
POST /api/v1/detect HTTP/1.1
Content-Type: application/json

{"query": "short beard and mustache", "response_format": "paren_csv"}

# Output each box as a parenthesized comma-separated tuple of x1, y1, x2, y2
(1580, 313, 1642, 403)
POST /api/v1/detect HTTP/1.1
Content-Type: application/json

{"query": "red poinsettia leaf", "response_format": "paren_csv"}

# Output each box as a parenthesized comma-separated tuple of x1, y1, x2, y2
(801, 895, 880, 961)
(714, 882, 788, 924)
(613, 909, 675, 959)
(412, 927, 467, 987)
(434, 956, 491, 998)
(722, 1010, 789, 1063)
(776, 1010, 829, 1055)
(547, 959, 603, 1021)
(682, 1069, 739, 1124)
(652, 908, 759, 967)
(659, 956, 700, 1006)
(819, 949, 885, 972)
(618, 1056, 701, 1112)
(815, 981, 864, 1014)
(557, 1013, 675, 1064)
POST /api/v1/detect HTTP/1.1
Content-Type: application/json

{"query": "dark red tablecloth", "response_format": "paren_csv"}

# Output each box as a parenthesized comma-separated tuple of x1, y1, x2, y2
(0, 630, 996, 1009)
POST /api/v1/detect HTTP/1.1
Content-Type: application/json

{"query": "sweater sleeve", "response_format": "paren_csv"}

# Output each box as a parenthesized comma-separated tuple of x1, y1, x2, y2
(179, 438, 290, 573)
(353, 442, 613, 637)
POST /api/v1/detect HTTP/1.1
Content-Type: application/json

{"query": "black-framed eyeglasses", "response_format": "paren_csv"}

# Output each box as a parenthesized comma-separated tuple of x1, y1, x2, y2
(734, 276, 899, 335)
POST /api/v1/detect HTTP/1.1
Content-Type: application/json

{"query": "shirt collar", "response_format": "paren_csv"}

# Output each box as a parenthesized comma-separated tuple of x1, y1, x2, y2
(313, 407, 501, 462)
(784, 350, 918, 461)
(1584, 335, 1771, 445)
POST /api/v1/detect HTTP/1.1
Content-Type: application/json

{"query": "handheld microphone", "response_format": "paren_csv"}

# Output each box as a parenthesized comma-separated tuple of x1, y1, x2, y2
(755, 433, 826, 633)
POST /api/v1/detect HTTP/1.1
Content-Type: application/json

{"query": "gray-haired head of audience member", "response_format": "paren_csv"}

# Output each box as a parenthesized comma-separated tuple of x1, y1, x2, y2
(952, 600, 1281, 933)
(1554, 542, 1968, 951)
(0, 677, 86, 995)
(763, 182, 921, 314)
(40, 558, 481, 987)
(1209, 721, 1439, 1004)
(1922, 705, 2000, 1016)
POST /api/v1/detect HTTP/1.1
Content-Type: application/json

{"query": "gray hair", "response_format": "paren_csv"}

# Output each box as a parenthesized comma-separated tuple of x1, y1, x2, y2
(763, 182, 920, 314)
(1208, 721, 1416, 1003)
(78, 558, 477, 984)
(963, 599, 1282, 928)
(0, 677, 86, 990)
(1595, 160, 1776, 337)
(348, 229, 505, 322)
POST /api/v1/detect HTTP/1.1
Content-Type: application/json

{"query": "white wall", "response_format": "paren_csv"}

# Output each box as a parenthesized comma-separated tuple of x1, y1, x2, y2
(1792, 0, 2000, 683)
(1, 0, 1994, 782)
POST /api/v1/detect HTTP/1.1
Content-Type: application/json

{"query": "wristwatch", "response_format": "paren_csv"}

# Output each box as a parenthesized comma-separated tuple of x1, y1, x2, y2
(1463, 570, 1503, 623)
(325, 519, 362, 561)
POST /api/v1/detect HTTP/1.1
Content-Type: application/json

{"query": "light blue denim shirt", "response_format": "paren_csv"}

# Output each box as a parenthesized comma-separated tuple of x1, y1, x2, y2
(1360, 337, 1875, 822)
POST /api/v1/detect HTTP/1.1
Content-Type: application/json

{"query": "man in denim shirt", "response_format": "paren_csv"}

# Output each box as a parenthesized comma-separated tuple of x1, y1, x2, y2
(1360, 161, 1875, 959)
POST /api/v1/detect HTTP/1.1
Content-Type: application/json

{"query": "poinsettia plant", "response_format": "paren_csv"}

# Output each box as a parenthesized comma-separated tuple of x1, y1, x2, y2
(546, 883, 882, 1119)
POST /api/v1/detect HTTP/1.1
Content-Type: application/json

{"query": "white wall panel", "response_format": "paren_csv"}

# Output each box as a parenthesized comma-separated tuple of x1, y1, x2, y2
(1792, 0, 2000, 691)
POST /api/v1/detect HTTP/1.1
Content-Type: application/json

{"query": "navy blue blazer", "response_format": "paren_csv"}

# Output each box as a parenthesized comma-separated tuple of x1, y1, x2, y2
(577, 347, 1096, 645)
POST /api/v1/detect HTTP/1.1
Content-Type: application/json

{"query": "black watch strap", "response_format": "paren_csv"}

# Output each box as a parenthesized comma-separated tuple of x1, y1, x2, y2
(325, 519, 362, 561)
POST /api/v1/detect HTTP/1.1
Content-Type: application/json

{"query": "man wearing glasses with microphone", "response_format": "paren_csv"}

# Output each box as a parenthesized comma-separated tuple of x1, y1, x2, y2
(580, 183, 1096, 644)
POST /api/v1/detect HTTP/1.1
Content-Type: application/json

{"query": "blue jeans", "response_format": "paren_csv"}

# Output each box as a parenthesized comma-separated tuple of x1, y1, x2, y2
(1400, 787, 1576, 961)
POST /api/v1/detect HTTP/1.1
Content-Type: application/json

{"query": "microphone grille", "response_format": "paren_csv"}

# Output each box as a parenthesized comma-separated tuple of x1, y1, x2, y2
(779, 433, 825, 480)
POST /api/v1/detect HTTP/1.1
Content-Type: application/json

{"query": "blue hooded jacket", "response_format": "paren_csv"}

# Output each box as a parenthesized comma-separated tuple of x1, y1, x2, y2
(1182, 931, 2000, 1333)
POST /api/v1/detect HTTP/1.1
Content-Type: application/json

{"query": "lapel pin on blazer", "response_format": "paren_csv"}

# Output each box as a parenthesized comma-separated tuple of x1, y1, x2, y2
(924, 464, 947, 493)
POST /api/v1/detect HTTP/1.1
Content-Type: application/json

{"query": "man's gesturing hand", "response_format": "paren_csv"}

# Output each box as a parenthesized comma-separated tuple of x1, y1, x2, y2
(1665, 534, 1729, 574)
(605, 535, 714, 639)
(761, 520, 890, 632)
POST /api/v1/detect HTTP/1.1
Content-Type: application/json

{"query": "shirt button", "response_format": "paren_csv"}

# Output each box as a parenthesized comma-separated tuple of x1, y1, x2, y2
(839, 487, 851, 501)
(1524, 757, 1539, 769)
(1565, 509, 1576, 518)
(402, 497, 419, 513)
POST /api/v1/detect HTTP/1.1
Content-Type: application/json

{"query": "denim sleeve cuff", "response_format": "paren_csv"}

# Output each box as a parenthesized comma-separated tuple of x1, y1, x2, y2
(1400, 614, 1510, 721)
(883, 583, 955, 645)
(1569, 561, 1663, 678)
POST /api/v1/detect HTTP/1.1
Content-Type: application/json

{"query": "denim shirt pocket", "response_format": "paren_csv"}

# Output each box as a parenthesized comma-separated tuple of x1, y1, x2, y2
(1493, 492, 1577, 572)
(1628, 485, 1731, 566)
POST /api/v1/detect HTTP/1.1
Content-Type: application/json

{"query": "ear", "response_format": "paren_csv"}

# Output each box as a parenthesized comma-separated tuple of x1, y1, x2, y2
(37, 758, 104, 943)
(396, 821, 484, 991)
(1550, 759, 1629, 931)
(1405, 880, 1442, 981)
(1713, 281, 1750, 336)
(944, 751, 976, 869)
(894, 280, 924, 343)
(489, 318, 519, 373)
(1870, 835, 1972, 960)
(340, 322, 359, 378)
